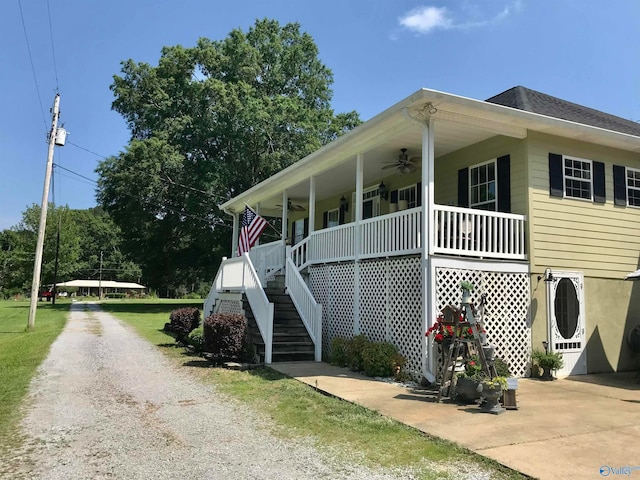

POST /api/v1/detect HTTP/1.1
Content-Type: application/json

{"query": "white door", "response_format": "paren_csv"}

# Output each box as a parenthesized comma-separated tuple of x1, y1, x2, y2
(546, 270, 587, 375)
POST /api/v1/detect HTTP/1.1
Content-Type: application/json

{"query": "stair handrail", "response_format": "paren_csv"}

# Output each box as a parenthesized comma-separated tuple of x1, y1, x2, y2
(204, 254, 274, 363)
(289, 235, 312, 270)
(249, 240, 286, 283)
(285, 256, 322, 361)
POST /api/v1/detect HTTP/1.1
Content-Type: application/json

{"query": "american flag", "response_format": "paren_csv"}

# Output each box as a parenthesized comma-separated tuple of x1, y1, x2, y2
(238, 206, 268, 256)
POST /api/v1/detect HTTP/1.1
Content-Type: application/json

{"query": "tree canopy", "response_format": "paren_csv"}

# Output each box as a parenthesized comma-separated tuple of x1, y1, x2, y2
(0, 206, 141, 298)
(97, 19, 361, 293)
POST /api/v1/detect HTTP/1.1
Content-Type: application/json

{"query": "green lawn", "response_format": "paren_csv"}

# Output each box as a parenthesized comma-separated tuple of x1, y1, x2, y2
(0, 300, 68, 452)
(105, 300, 529, 480)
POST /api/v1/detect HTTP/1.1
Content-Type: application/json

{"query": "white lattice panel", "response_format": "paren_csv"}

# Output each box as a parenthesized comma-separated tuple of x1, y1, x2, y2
(388, 257, 423, 378)
(310, 257, 423, 378)
(434, 267, 531, 377)
(359, 260, 389, 343)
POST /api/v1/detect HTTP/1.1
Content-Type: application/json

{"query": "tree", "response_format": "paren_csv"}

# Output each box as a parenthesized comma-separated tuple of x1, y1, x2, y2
(97, 19, 361, 294)
(0, 206, 142, 298)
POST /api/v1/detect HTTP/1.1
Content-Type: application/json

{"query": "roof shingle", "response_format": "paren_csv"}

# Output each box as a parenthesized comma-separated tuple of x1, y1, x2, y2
(486, 86, 640, 137)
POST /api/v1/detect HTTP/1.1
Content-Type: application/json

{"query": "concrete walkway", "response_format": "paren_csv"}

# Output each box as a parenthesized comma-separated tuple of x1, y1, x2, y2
(271, 362, 640, 480)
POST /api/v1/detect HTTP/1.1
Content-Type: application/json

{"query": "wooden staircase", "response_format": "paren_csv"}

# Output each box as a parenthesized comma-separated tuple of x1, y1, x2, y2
(244, 275, 315, 363)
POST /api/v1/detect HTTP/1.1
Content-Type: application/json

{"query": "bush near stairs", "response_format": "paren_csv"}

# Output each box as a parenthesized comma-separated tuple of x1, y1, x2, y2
(203, 313, 253, 362)
(164, 307, 201, 343)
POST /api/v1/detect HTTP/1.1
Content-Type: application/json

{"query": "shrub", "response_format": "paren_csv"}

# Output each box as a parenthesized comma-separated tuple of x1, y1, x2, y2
(361, 341, 399, 377)
(493, 357, 511, 377)
(167, 307, 201, 342)
(182, 292, 201, 299)
(346, 334, 369, 372)
(203, 313, 249, 361)
(187, 328, 205, 353)
(329, 336, 350, 367)
(106, 292, 127, 299)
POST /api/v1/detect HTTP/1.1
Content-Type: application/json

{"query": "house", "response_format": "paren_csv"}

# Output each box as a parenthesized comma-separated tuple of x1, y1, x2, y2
(205, 86, 640, 380)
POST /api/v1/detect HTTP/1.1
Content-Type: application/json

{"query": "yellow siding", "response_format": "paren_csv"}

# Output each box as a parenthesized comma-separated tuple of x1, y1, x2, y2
(527, 131, 640, 279)
(434, 135, 528, 216)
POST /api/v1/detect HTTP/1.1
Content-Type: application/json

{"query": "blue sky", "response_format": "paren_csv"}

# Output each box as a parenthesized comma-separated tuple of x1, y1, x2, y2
(1, 0, 639, 230)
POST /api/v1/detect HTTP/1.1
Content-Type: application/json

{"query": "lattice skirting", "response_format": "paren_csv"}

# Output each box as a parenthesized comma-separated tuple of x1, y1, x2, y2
(309, 258, 531, 379)
(309, 257, 423, 378)
(435, 266, 531, 378)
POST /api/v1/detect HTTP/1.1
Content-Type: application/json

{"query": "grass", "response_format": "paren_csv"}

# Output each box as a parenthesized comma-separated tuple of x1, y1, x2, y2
(0, 299, 68, 452)
(103, 300, 529, 480)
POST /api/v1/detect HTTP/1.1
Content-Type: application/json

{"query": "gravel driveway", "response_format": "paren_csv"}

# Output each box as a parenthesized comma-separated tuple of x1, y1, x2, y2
(3, 303, 418, 480)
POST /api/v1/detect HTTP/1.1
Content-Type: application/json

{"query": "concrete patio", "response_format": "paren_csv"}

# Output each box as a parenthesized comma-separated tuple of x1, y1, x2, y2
(271, 362, 640, 480)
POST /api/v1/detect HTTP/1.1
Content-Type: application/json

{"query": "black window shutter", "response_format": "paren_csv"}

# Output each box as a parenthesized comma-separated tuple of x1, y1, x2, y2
(303, 217, 309, 237)
(593, 161, 605, 203)
(613, 165, 627, 206)
(416, 182, 422, 207)
(497, 155, 511, 213)
(339, 206, 345, 225)
(390, 190, 398, 204)
(549, 153, 564, 197)
(458, 168, 469, 207)
(322, 211, 328, 228)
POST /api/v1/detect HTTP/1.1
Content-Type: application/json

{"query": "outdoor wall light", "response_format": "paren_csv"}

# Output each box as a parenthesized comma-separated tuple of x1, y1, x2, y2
(340, 195, 349, 212)
(538, 268, 554, 283)
(378, 181, 388, 201)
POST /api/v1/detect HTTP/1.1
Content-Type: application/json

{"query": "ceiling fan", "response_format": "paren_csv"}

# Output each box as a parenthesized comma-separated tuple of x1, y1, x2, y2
(276, 200, 306, 212)
(382, 148, 420, 174)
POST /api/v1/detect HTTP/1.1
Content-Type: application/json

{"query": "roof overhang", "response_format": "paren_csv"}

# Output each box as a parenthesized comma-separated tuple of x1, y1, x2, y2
(221, 88, 640, 215)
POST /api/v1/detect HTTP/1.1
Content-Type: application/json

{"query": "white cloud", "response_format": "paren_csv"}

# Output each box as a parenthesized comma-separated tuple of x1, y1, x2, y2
(398, 6, 453, 34)
(398, 1, 522, 35)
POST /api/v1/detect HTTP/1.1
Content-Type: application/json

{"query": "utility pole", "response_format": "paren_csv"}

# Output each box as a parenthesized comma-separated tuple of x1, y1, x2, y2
(28, 94, 61, 330)
(99, 251, 103, 299)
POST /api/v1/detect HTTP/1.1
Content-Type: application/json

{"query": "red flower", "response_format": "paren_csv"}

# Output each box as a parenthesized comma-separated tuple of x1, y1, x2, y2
(434, 333, 444, 342)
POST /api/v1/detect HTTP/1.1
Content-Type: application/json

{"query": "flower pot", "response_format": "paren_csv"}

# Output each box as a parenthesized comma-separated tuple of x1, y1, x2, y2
(478, 383, 506, 415)
(461, 288, 472, 304)
(455, 377, 482, 404)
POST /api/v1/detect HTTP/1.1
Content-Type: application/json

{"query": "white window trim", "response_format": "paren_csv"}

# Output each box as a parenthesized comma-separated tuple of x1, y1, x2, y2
(327, 208, 339, 228)
(352, 184, 381, 221)
(398, 183, 418, 209)
(469, 159, 497, 211)
(626, 166, 640, 208)
(563, 155, 593, 202)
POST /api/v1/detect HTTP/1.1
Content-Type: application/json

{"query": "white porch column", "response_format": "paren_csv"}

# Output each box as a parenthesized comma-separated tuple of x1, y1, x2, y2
(353, 153, 364, 335)
(422, 118, 436, 382)
(308, 176, 316, 235)
(281, 191, 289, 244)
(255, 202, 261, 246)
(231, 211, 239, 258)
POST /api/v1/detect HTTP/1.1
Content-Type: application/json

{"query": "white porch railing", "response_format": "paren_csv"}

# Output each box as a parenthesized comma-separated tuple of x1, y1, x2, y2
(360, 208, 422, 259)
(203, 254, 274, 363)
(285, 256, 323, 361)
(433, 205, 526, 260)
(249, 240, 286, 284)
(289, 205, 526, 266)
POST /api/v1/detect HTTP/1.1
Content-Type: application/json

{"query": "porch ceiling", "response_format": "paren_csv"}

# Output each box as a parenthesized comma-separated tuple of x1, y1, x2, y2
(222, 87, 640, 216)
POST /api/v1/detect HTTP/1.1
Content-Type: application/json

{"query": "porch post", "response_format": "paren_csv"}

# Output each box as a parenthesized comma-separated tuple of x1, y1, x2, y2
(281, 192, 288, 244)
(255, 202, 261, 246)
(231, 211, 239, 258)
(308, 176, 316, 235)
(353, 153, 364, 335)
(422, 118, 436, 382)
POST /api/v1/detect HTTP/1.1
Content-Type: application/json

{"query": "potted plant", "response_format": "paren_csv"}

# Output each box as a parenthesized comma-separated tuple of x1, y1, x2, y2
(454, 355, 486, 403)
(532, 349, 564, 380)
(478, 376, 508, 414)
(460, 281, 474, 303)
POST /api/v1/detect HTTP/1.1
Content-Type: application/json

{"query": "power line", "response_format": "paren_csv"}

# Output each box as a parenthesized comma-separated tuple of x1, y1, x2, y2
(46, 0, 59, 92)
(18, 0, 47, 132)
(67, 141, 108, 159)
(54, 163, 97, 184)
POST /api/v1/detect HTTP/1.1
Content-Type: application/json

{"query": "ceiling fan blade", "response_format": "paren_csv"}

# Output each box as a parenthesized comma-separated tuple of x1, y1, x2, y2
(382, 164, 400, 170)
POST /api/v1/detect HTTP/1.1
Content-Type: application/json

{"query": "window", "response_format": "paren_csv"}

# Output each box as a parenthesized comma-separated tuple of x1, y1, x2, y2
(352, 185, 381, 221)
(327, 208, 339, 228)
(564, 156, 592, 200)
(470, 160, 496, 211)
(398, 184, 417, 209)
(627, 167, 640, 207)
